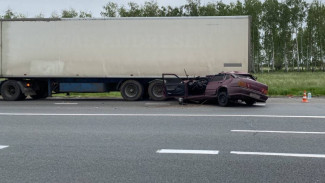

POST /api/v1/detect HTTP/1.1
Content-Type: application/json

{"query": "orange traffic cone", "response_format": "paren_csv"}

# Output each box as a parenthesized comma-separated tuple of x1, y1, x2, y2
(302, 90, 309, 103)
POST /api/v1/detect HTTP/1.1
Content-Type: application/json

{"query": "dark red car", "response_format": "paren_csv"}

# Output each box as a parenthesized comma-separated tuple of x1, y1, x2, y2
(162, 71, 268, 106)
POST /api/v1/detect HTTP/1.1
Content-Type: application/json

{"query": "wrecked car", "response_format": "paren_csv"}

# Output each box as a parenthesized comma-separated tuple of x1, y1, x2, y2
(162, 71, 268, 106)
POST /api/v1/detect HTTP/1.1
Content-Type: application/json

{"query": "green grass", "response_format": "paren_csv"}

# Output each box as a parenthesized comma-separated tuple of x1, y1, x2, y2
(254, 72, 325, 96)
(52, 92, 122, 98)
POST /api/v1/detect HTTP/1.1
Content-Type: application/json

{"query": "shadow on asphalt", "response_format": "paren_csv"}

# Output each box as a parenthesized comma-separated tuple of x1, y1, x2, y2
(174, 99, 266, 108)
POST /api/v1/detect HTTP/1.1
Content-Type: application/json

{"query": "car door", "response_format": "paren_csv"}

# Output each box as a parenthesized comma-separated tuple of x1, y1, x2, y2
(204, 74, 226, 96)
(162, 74, 186, 97)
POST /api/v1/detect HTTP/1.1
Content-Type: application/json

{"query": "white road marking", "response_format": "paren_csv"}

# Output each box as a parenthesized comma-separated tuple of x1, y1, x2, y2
(231, 130, 325, 134)
(157, 149, 219, 155)
(145, 102, 170, 106)
(0, 113, 324, 119)
(231, 151, 325, 158)
(0, 145, 9, 150)
(254, 103, 266, 106)
(54, 103, 78, 105)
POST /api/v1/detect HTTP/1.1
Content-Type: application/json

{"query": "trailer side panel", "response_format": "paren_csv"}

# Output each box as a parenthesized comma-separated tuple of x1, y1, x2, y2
(1, 17, 249, 78)
(0, 21, 2, 76)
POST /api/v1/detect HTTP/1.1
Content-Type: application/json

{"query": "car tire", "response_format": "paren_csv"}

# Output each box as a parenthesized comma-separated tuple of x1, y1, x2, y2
(218, 91, 228, 107)
(120, 80, 144, 101)
(1, 80, 25, 101)
(148, 80, 166, 101)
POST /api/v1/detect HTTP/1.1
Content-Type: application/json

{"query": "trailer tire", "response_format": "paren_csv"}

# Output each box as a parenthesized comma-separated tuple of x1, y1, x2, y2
(1, 80, 25, 101)
(148, 80, 166, 101)
(217, 91, 228, 107)
(120, 80, 144, 101)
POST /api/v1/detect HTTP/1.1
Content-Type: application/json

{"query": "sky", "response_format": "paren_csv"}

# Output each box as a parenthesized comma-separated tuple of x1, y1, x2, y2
(0, 0, 322, 18)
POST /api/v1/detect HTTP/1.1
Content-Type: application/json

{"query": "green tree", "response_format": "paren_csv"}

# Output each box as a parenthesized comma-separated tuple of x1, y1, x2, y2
(307, 1, 325, 71)
(101, 2, 118, 17)
(199, 3, 217, 16)
(298, 27, 310, 70)
(262, 0, 280, 71)
(3, 9, 15, 19)
(229, 1, 244, 15)
(216, 1, 231, 16)
(243, 0, 263, 72)
(119, 2, 143, 17)
(143, 1, 160, 17)
(278, 1, 292, 71)
(3, 9, 25, 19)
(184, 0, 200, 16)
(79, 11, 92, 18)
(165, 6, 184, 16)
(61, 8, 78, 18)
(287, 0, 308, 71)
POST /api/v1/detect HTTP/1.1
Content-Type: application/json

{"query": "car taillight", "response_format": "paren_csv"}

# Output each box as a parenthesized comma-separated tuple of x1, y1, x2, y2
(238, 81, 246, 87)
(261, 88, 268, 94)
(238, 81, 250, 88)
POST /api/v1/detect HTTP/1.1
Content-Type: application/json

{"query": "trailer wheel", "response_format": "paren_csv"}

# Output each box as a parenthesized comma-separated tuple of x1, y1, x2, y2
(148, 80, 166, 101)
(217, 91, 228, 107)
(120, 80, 144, 101)
(1, 80, 25, 101)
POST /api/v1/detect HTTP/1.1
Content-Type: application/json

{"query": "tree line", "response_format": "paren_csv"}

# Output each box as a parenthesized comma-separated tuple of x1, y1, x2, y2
(1, 0, 324, 72)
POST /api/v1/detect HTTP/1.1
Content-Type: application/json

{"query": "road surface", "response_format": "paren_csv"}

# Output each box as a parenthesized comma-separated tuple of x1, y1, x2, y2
(0, 97, 324, 182)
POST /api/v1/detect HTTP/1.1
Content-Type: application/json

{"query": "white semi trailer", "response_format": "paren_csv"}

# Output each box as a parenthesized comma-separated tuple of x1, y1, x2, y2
(0, 16, 251, 101)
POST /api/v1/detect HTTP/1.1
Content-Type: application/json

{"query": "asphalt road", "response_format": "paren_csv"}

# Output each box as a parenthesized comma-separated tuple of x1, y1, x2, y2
(0, 97, 325, 183)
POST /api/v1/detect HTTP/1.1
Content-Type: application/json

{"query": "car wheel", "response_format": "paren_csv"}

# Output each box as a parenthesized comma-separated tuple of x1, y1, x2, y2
(148, 80, 166, 101)
(218, 91, 228, 107)
(120, 80, 144, 101)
